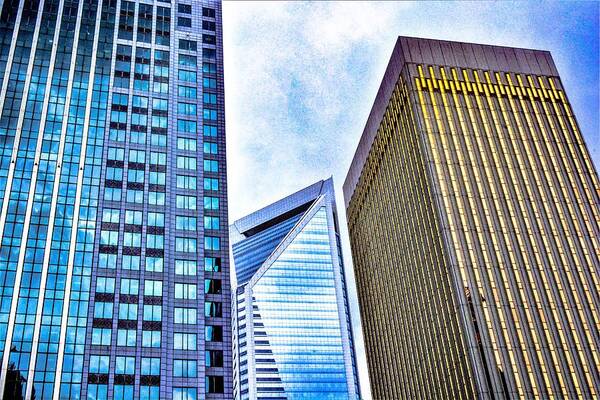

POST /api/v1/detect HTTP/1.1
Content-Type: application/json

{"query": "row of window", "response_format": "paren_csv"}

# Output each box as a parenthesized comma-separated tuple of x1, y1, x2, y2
(97, 254, 221, 273)
(100, 232, 220, 251)
(87, 380, 224, 400)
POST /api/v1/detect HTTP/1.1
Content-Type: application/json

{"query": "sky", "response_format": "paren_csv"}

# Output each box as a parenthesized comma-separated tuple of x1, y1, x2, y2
(222, 2, 599, 398)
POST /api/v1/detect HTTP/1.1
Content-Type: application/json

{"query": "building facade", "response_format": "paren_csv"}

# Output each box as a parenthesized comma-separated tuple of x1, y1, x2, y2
(344, 36, 599, 399)
(0, 0, 231, 398)
(230, 179, 360, 400)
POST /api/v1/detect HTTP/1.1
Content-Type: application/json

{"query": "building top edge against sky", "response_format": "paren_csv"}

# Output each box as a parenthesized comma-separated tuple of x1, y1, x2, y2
(230, 177, 334, 241)
(342, 35, 562, 208)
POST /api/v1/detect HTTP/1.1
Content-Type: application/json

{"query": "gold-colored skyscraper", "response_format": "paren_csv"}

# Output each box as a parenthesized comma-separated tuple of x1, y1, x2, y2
(344, 37, 599, 399)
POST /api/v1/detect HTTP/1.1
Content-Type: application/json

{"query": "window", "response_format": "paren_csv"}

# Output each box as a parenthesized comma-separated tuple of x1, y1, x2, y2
(175, 259, 197, 276)
(177, 156, 197, 171)
(176, 216, 197, 231)
(114, 385, 134, 400)
(142, 330, 162, 348)
(203, 125, 217, 137)
(119, 303, 137, 320)
(126, 189, 143, 204)
(102, 209, 120, 223)
(203, 48, 216, 60)
(129, 149, 146, 164)
(202, 20, 216, 31)
(177, 102, 196, 115)
(150, 151, 167, 165)
(144, 280, 163, 296)
(206, 376, 224, 394)
(204, 216, 219, 230)
(174, 333, 196, 350)
(104, 188, 121, 202)
(91, 328, 111, 345)
(176, 237, 197, 253)
(151, 132, 167, 147)
(205, 236, 220, 250)
(108, 147, 125, 161)
(111, 110, 127, 124)
(150, 133, 167, 150)
(99, 254, 117, 269)
(203, 178, 218, 191)
(203, 142, 218, 154)
(178, 85, 197, 99)
(152, 115, 168, 129)
(203, 62, 216, 73)
(203, 77, 216, 88)
(148, 212, 165, 227)
(178, 137, 197, 151)
(96, 277, 115, 293)
(205, 279, 222, 294)
(147, 234, 164, 249)
(202, 34, 216, 45)
(205, 301, 222, 317)
(146, 257, 164, 272)
(152, 98, 168, 112)
(178, 69, 196, 82)
(179, 38, 197, 51)
(178, 54, 196, 67)
(203, 93, 217, 104)
(204, 196, 219, 210)
(140, 386, 160, 400)
(141, 357, 160, 375)
(175, 283, 197, 300)
(124, 232, 141, 247)
(143, 305, 162, 321)
(125, 210, 143, 225)
(203, 159, 218, 172)
(149, 191, 166, 206)
(122, 255, 140, 270)
(177, 119, 196, 133)
(117, 329, 137, 346)
(176, 195, 196, 210)
(174, 307, 197, 324)
(150, 171, 166, 185)
(88, 384, 108, 400)
(113, 93, 128, 106)
(94, 302, 113, 319)
(205, 350, 223, 367)
(178, 3, 191, 13)
(204, 257, 221, 272)
(127, 169, 144, 184)
(177, 175, 197, 190)
(115, 356, 136, 375)
(203, 108, 217, 120)
(174, 360, 197, 377)
(106, 167, 123, 181)
(89, 355, 110, 374)
(132, 95, 148, 108)
(202, 7, 215, 17)
(100, 230, 119, 246)
(178, 16, 192, 27)
(120, 278, 139, 295)
(205, 325, 223, 342)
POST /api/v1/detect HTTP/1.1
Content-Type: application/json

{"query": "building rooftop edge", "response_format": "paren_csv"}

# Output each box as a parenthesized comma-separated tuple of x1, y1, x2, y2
(342, 35, 558, 209)
(230, 177, 334, 242)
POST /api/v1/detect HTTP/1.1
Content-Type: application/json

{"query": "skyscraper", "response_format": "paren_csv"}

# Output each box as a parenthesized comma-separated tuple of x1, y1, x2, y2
(0, 0, 231, 398)
(230, 178, 360, 400)
(344, 36, 599, 399)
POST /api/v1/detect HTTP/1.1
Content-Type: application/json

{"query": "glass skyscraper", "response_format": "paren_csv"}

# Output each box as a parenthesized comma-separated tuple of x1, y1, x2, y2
(230, 178, 360, 400)
(344, 36, 599, 399)
(0, 0, 231, 398)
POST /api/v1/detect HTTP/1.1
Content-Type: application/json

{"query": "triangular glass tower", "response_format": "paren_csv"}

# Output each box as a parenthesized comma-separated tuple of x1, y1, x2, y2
(230, 179, 360, 400)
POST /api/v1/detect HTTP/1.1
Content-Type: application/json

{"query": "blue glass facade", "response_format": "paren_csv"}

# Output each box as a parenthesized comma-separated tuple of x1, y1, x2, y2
(0, 0, 232, 398)
(231, 179, 360, 400)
